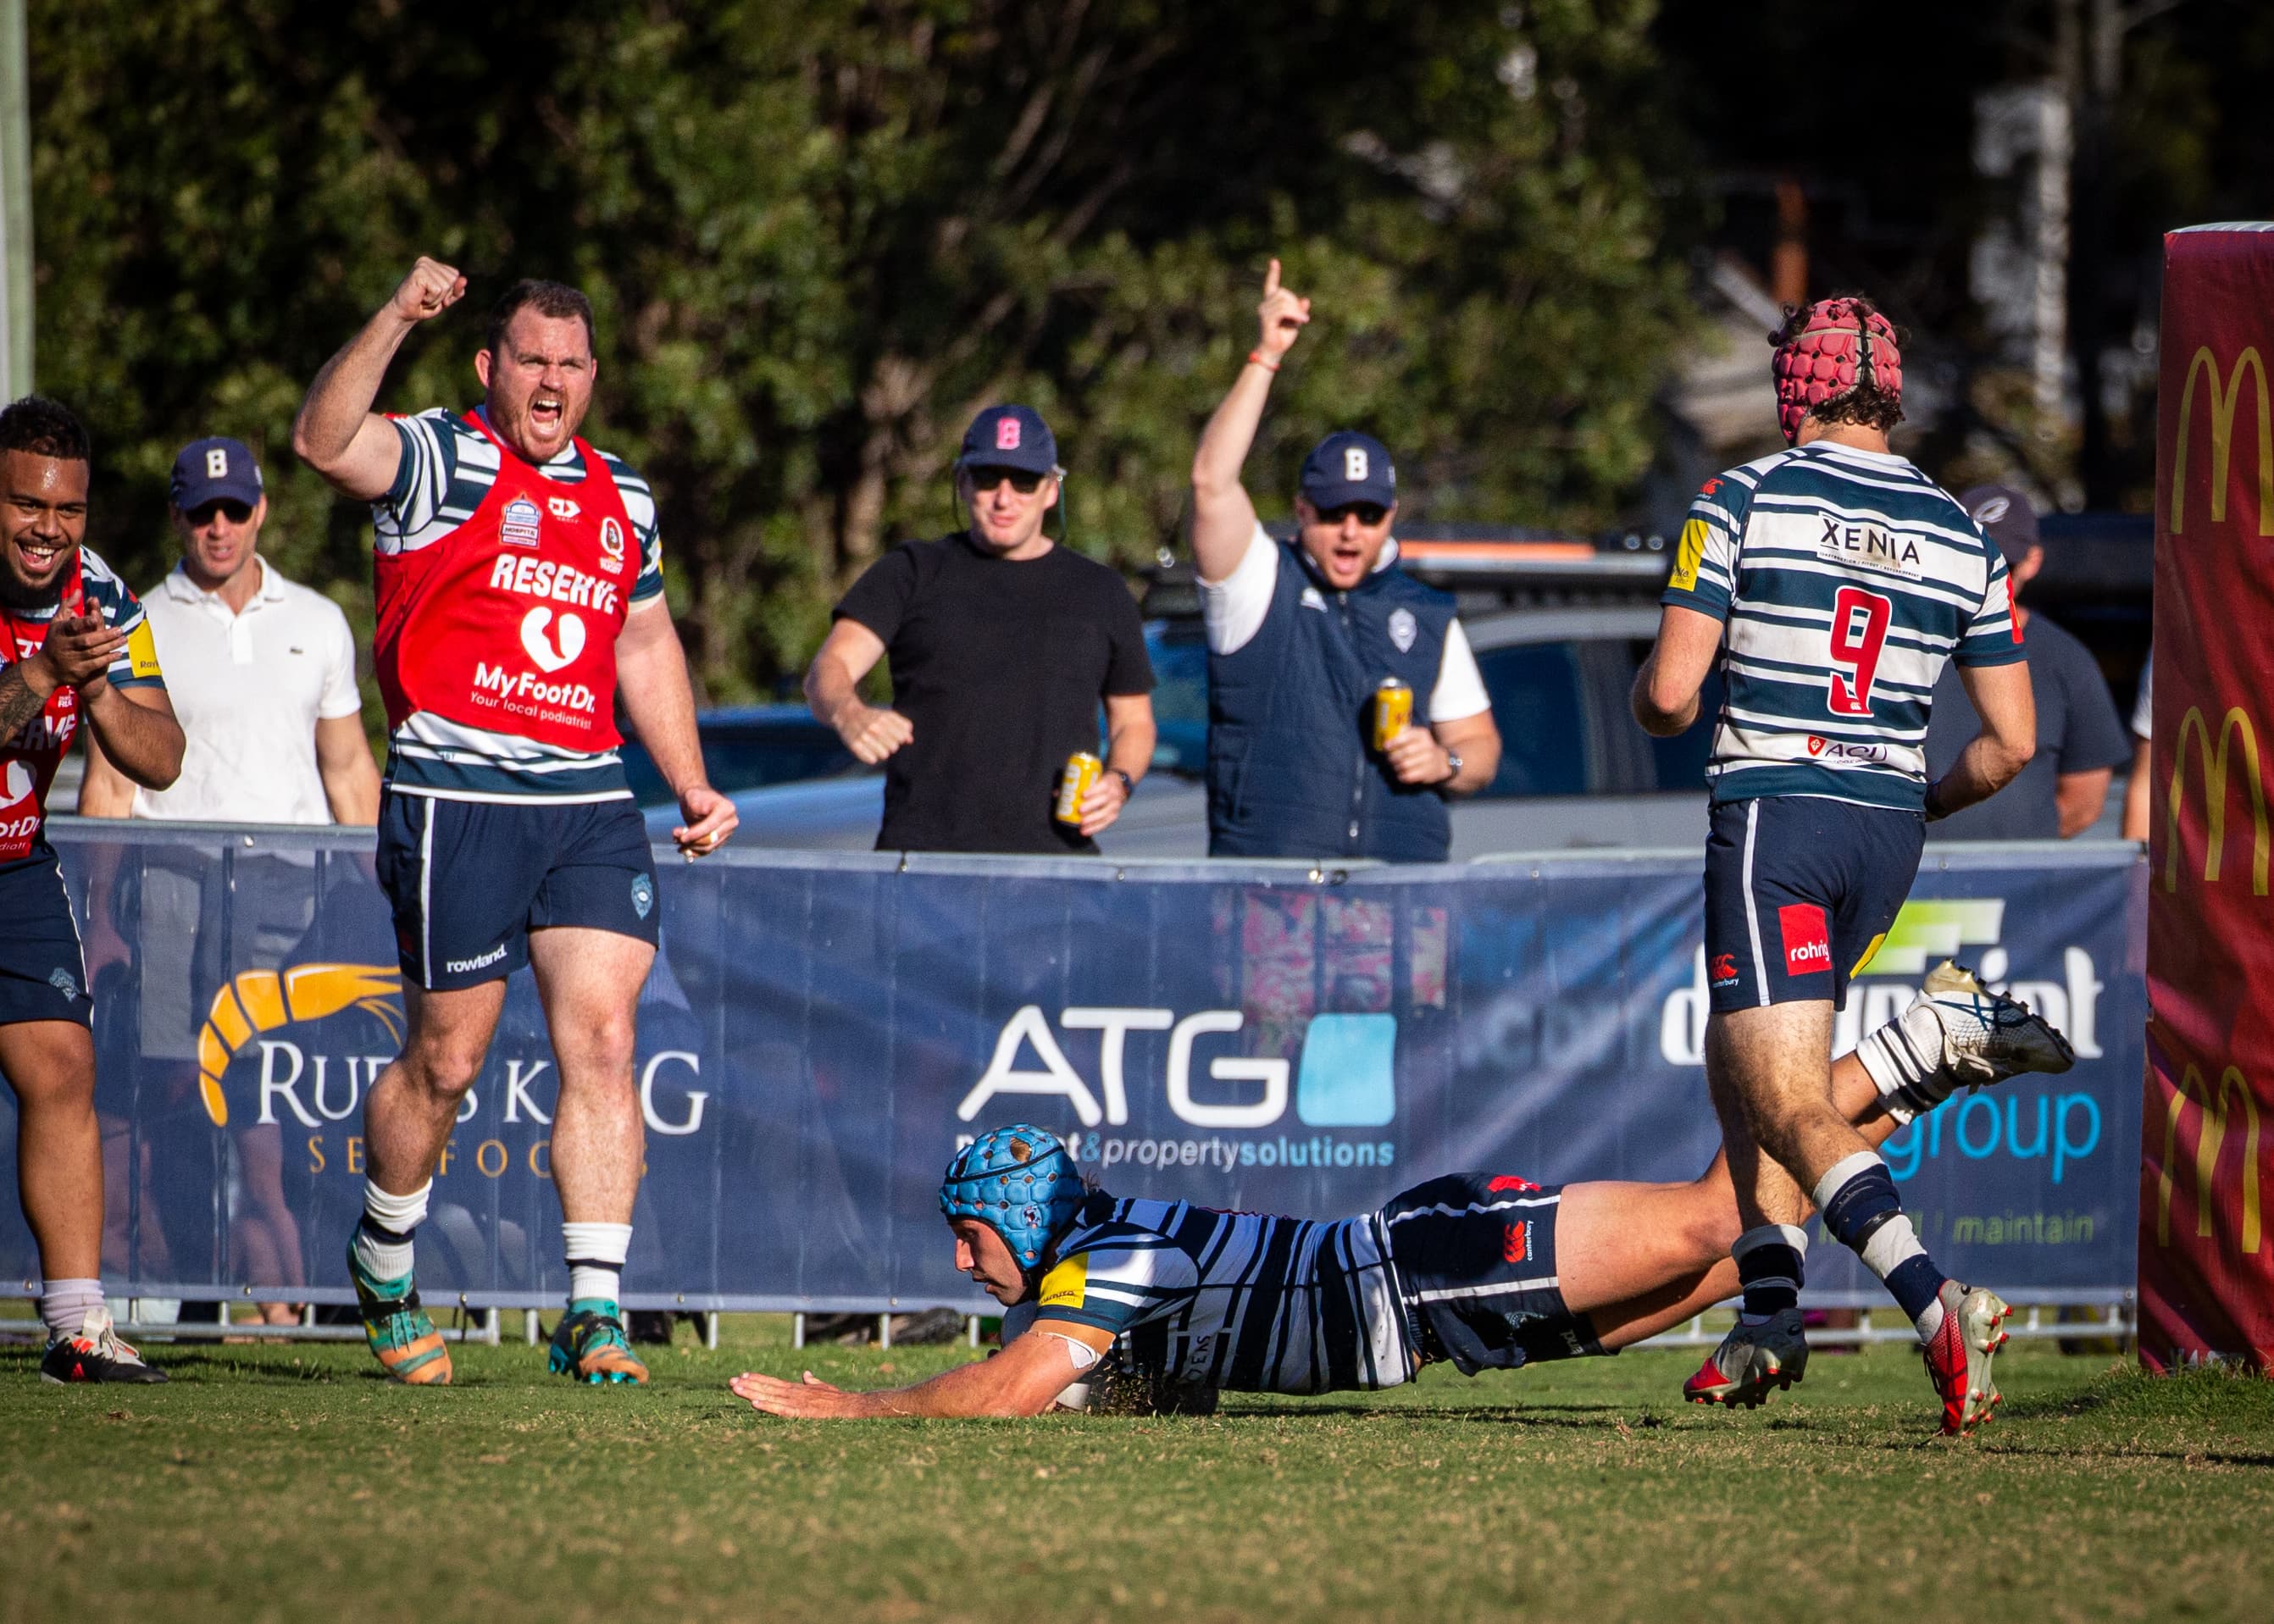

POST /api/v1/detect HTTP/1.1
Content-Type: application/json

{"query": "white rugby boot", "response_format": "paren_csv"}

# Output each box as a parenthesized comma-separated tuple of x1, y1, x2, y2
(1854, 960, 2076, 1124)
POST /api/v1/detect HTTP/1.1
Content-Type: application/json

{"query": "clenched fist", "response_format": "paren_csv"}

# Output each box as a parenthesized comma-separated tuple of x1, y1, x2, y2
(391, 257, 468, 325)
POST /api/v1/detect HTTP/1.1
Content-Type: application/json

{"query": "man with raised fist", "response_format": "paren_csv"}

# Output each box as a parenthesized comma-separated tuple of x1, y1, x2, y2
(292, 258, 735, 1386)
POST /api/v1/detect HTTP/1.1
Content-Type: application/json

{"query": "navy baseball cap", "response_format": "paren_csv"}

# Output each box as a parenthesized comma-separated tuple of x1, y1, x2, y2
(1299, 430, 1397, 510)
(171, 437, 264, 511)
(1958, 482, 2040, 565)
(956, 405, 1060, 476)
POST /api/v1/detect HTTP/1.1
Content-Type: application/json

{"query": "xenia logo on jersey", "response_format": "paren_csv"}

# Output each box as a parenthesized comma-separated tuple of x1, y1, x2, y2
(486, 551, 621, 617)
(1780, 904, 1832, 975)
(1816, 517, 1923, 576)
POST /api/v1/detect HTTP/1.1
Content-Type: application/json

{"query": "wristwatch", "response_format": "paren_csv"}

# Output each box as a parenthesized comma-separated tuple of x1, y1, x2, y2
(1110, 768, 1135, 798)
(1439, 750, 1463, 788)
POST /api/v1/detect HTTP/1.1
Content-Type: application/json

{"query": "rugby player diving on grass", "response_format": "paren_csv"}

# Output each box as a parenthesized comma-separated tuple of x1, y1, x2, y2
(731, 966, 2071, 1433)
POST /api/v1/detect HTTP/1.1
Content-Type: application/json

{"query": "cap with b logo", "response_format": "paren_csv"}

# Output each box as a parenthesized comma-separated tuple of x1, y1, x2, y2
(1300, 430, 1397, 510)
(1957, 482, 2040, 567)
(171, 436, 264, 511)
(956, 404, 1060, 477)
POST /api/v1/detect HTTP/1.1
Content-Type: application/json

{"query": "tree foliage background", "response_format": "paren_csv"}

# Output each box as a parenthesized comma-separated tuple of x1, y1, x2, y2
(30, 0, 1693, 705)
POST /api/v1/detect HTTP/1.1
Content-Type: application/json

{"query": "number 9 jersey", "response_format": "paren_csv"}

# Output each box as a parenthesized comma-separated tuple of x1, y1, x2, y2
(1662, 441, 2023, 812)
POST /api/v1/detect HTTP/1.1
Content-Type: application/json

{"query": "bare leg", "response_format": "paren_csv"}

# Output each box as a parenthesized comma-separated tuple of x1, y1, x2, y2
(529, 927, 652, 1228)
(1703, 1001, 1864, 1233)
(1, 1021, 103, 1281)
(362, 981, 506, 1194)
(1557, 1050, 1901, 1350)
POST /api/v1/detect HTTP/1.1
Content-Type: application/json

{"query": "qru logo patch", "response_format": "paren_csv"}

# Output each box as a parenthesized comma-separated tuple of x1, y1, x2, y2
(631, 873, 655, 920)
(1388, 607, 1417, 653)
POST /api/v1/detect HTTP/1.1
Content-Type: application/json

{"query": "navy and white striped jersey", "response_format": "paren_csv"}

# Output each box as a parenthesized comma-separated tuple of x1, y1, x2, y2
(1662, 443, 2024, 810)
(372, 407, 665, 802)
(1033, 1197, 1411, 1395)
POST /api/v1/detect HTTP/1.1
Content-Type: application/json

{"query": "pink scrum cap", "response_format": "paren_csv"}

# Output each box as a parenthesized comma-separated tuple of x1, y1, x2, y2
(1769, 297, 1903, 444)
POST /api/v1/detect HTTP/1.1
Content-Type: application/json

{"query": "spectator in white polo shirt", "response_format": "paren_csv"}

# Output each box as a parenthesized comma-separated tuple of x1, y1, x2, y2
(78, 435, 380, 1326)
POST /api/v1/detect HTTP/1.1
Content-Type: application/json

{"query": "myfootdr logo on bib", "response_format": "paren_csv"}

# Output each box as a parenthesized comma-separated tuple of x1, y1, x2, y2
(520, 607, 586, 673)
(1780, 904, 1831, 976)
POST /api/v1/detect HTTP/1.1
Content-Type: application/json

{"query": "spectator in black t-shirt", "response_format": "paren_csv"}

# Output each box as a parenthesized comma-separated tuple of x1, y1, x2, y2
(804, 405, 1156, 854)
(1922, 485, 2130, 840)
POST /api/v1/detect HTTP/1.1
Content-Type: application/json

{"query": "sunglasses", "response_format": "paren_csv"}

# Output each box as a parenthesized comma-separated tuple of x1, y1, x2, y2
(185, 499, 255, 527)
(966, 467, 1047, 495)
(1315, 502, 1389, 527)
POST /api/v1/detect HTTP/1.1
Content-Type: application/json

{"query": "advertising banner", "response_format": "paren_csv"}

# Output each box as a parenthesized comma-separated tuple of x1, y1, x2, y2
(2141, 224, 2274, 1369)
(0, 829, 2143, 1314)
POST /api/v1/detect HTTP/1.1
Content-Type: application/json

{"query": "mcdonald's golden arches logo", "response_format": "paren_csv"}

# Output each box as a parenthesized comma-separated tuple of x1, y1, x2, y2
(2171, 346, 2274, 536)
(2165, 705, 2270, 895)
(197, 963, 403, 1128)
(2158, 1063, 2262, 1256)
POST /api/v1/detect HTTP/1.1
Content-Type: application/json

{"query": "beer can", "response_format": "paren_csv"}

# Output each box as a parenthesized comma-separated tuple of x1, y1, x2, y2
(1373, 678, 1413, 753)
(1055, 751, 1103, 825)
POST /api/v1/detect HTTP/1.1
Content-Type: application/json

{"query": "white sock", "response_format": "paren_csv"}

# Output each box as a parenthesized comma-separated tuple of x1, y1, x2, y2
(563, 1221, 632, 1308)
(40, 1278, 104, 1342)
(352, 1178, 431, 1282)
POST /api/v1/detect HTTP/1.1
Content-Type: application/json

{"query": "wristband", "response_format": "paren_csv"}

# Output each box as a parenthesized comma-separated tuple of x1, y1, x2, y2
(1246, 350, 1280, 373)
(1922, 779, 1951, 823)
(1110, 768, 1134, 797)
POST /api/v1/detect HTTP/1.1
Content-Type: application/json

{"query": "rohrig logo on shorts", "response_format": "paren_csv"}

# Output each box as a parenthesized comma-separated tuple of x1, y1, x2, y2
(1388, 607, 1417, 653)
(631, 874, 654, 919)
(501, 495, 543, 549)
(1779, 904, 1832, 976)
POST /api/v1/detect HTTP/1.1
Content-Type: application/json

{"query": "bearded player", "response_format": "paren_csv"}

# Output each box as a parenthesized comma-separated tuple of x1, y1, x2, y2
(292, 258, 736, 1385)
(731, 968, 2069, 1434)
(1631, 297, 2038, 1431)
(0, 397, 186, 1382)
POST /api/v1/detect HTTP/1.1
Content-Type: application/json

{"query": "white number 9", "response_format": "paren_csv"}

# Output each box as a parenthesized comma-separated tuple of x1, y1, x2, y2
(1344, 447, 1368, 481)
(205, 448, 229, 479)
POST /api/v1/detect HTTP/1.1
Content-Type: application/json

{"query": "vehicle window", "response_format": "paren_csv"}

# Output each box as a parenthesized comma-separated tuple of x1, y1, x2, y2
(1627, 639, 1722, 791)
(618, 728, 858, 805)
(1145, 625, 1211, 776)
(1475, 642, 1588, 798)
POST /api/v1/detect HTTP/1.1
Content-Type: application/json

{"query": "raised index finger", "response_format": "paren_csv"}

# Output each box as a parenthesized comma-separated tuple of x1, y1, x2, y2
(1263, 257, 1281, 298)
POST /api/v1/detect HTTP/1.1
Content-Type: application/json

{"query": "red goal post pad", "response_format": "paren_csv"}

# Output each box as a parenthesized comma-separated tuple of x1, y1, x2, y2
(2140, 223, 2274, 1371)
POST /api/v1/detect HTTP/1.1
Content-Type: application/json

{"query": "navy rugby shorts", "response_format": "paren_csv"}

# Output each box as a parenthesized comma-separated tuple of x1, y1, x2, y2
(0, 851, 92, 1028)
(1380, 1172, 1604, 1374)
(1701, 795, 1923, 1015)
(375, 793, 660, 992)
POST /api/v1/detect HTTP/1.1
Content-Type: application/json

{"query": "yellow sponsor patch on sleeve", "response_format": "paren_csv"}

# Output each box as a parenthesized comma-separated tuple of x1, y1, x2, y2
(125, 620, 164, 679)
(1668, 517, 1711, 595)
(1037, 1254, 1088, 1311)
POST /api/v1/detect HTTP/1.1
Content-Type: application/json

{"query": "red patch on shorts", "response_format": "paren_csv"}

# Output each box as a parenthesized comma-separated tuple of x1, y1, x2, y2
(1488, 1175, 1541, 1193)
(1779, 904, 1832, 976)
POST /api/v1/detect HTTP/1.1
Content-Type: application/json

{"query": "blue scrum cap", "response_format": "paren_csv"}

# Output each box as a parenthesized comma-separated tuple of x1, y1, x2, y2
(939, 1124, 1085, 1271)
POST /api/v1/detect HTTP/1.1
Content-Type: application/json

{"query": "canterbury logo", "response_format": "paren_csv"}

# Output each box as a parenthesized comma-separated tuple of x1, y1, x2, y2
(197, 964, 403, 1127)
(2171, 346, 2273, 536)
(2165, 705, 2269, 895)
(520, 607, 586, 673)
(2157, 1063, 2261, 1255)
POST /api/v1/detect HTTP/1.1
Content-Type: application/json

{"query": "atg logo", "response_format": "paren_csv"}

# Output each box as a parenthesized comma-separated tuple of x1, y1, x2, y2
(955, 1006, 1395, 1133)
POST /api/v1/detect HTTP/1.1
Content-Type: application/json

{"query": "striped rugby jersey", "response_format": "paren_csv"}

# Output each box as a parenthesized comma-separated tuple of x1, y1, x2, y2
(1033, 1196, 1411, 1394)
(373, 407, 665, 801)
(1662, 442, 2024, 809)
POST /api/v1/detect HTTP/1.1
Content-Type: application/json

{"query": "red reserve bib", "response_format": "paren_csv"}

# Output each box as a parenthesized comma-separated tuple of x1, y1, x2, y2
(374, 412, 635, 751)
(0, 556, 86, 863)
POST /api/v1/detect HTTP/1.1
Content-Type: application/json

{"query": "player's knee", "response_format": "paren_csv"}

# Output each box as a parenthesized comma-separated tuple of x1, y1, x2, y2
(396, 1039, 484, 1104)
(561, 1008, 638, 1077)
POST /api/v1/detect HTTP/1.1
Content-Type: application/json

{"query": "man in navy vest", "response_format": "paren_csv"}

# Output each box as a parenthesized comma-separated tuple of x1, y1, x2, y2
(1188, 260, 1500, 862)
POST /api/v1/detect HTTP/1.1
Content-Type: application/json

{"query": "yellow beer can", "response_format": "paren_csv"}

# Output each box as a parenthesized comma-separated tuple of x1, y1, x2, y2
(1056, 751, 1103, 825)
(1373, 678, 1413, 753)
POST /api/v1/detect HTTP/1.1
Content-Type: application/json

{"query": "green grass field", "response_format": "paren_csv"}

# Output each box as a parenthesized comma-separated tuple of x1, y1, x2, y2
(4, 1316, 2271, 1623)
